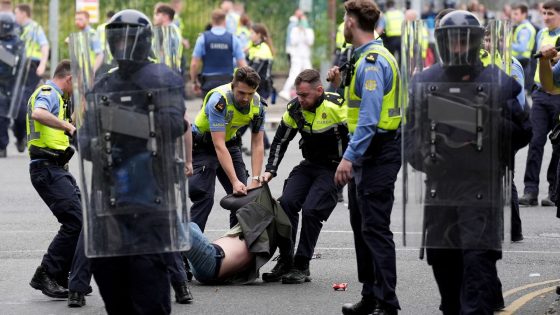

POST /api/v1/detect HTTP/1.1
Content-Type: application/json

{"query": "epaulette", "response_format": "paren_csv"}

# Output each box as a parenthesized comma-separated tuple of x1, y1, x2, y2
(214, 96, 227, 112)
(286, 98, 300, 111)
(324, 92, 344, 106)
(41, 86, 52, 91)
(365, 52, 378, 64)
(260, 97, 268, 107)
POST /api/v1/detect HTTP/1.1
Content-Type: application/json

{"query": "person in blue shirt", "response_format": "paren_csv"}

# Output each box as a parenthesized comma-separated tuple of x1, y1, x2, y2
(327, 0, 401, 314)
(519, 0, 560, 207)
(511, 3, 537, 90)
(74, 11, 103, 72)
(190, 8, 246, 98)
(27, 60, 78, 301)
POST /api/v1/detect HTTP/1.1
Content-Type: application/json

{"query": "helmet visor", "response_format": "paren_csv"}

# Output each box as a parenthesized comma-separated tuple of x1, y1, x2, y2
(435, 27, 483, 67)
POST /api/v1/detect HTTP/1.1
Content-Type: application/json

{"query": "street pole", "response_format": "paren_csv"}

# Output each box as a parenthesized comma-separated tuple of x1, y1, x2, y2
(48, 0, 59, 77)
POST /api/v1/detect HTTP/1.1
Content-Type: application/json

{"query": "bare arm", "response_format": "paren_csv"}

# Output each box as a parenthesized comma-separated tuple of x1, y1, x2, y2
(211, 131, 247, 194)
(190, 57, 202, 94)
(236, 58, 247, 68)
(93, 52, 104, 73)
(36, 44, 49, 76)
(539, 45, 560, 94)
(248, 130, 264, 189)
(31, 108, 75, 135)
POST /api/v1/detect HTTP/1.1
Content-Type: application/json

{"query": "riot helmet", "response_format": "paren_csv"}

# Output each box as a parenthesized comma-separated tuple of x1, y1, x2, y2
(435, 10, 484, 68)
(106, 9, 152, 62)
(0, 12, 16, 38)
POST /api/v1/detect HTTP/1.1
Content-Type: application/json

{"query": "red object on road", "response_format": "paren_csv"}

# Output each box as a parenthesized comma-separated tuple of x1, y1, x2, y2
(332, 283, 348, 291)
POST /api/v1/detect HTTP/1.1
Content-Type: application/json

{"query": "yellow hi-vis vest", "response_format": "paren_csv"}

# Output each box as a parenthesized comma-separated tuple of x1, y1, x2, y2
(26, 85, 69, 151)
(534, 29, 560, 93)
(513, 21, 536, 60)
(346, 45, 400, 134)
(21, 21, 44, 60)
(384, 10, 404, 37)
(247, 41, 273, 61)
(194, 84, 262, 141)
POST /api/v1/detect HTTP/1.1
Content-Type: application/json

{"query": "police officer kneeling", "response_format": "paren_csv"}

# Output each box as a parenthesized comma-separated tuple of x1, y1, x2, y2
(261, 69, 348, 284)
(27, 60, 78, 299)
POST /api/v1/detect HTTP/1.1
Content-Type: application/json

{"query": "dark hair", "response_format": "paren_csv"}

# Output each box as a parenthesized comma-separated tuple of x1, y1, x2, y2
(211, 9, 226, 24)
(239, 13, 251, 27)
(511, 3, 529, 14)
(386, 0, 396, 8)
(543, 0, 560, 12)
(233, 66, 261, 89)
(15, 4, 31, 17)
(344, 0, 380, 33)
(156, 3, 175, 20)
(251, 23, 275, 56)
(54, 60, 72, 79)
(106, 10, 115, 19)
(435, 8, 455, 28)
(75, 10, 90, 20)
(295, 69, 321, 87)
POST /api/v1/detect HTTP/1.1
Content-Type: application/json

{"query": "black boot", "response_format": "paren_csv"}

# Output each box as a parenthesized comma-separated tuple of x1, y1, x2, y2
(67, 291, 86, 307)
(519, 192, 537, 206)
(282, 256, 311, 284)
(342, 296, 378, 315)
(29, 265, 68, 298)
(173, 280, 193, 304)
(262, 256, 293, 282)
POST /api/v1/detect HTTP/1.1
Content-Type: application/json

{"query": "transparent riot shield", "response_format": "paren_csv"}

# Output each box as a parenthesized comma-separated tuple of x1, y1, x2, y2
(69, 28, 189, 257)
(401, 19, 513, 251)
(0, 38, 26, 118)
(151, 25, 183, 74)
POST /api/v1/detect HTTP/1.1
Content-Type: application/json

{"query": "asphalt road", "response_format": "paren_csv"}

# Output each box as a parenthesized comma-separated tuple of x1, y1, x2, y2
(0, 99, 558, 314)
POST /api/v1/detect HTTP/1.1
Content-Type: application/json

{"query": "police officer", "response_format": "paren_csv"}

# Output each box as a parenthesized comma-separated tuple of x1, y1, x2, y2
(76, 9, 189, 314)
(327, 0, 401, 313)
(12, 4, 49, 153)
(511, 3, 537, 90)
(519, 0, 560, 207)
(0, 12, 23, 157)
(189, 66, 265, 231)
(260, 69, 348, 284)
(190, 8, 246, 98)
(73, 10, 103, 73)
(27, 60, 77, 299)
(381, 0, 404, 59)
(404, 11, 531, 314)
(153, 3, 183, 74)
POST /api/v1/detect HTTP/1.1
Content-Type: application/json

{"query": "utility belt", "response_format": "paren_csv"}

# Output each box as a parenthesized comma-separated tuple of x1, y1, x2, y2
(303, 158, 340, 170)
(192, 131, 240, 150)
(29, 145, 74, 168)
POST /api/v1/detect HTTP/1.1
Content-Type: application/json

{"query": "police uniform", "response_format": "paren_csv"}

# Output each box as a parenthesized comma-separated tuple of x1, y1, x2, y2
(16, 20, 49, 149)
(246, 40, 273, 98)
(27, 80, 80, 298)
(344, 38, 401, 312)
(192, 26, 245, 97)
(404, 12, 532, 314)
(264, 92, 348, 282)
(381, 8, 404, 58)
(520, 27, 560, 206)
(189, 83, 265, 231)
(0, 13, 23, 156)
(512, 19, 536, 89)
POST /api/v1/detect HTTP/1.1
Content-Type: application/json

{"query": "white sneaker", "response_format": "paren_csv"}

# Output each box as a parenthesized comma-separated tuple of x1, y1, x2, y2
(278, 90, 291, 101)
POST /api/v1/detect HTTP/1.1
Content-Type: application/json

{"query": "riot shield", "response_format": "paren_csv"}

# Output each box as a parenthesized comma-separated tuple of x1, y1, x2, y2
(151, 25, 183, 74)
(401, 19, 513, 251)
(0, 37, 26, 118)
(69, 28, 190, 257)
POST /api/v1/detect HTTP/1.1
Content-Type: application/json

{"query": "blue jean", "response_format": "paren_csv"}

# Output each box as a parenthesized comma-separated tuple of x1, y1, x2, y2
(185, 223, 224, 283)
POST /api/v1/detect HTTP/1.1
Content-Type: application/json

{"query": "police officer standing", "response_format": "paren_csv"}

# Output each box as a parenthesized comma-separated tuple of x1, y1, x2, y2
(380, 0, 404, 60)
(511, 3, 537, 90)
(0, 11, 23, 157)
(260, 69, 348, 284)
(73, 11, 103, 73)
(189, 66, 265, 231)
(190, 9, 246, 98)
(328, 0, 401, 313)
(72, 10, 189, 314)
(403, 11, 531, 314)
(11, 3, 49, 153)
(519, 0, 560, 207)
(27, 60, 77, 299)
